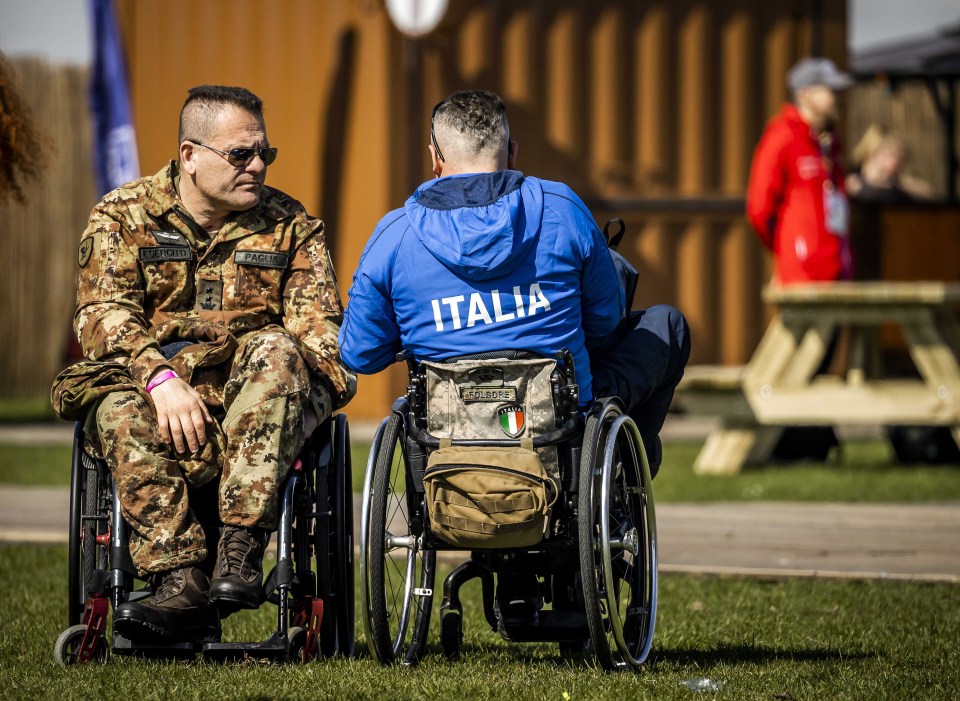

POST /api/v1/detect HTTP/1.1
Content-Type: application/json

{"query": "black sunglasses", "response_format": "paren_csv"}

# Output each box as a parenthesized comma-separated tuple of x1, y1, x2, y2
(430, 101, 446, 163)
(190, 141, 278, 167)
(430, 100, 511, 165)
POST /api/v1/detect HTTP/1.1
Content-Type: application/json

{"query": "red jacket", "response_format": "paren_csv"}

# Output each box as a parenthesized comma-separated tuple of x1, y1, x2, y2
(746, 104, 853, 283)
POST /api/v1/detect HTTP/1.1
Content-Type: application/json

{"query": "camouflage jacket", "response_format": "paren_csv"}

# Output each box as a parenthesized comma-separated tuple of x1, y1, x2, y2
(73, 161, 357, 409)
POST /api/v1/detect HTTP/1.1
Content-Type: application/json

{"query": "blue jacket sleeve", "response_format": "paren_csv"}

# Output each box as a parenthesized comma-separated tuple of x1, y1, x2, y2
(338, 224, 404, 374)
(580, 220, 625, 339)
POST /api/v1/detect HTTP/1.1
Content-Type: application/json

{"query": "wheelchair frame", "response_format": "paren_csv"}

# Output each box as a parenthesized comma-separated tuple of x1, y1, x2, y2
(359, 353, 658, 670)
(55, 414, 354, 665)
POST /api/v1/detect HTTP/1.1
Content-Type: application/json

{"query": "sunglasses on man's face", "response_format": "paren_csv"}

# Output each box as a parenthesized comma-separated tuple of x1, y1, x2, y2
(190, 141, 278, 167)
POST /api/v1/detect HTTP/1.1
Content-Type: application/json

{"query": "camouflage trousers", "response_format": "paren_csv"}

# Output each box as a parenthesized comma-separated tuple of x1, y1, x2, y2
(95, 330, 328, 575)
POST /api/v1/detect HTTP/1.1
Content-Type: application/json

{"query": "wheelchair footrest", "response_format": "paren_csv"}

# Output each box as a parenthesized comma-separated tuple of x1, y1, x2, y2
(111, 632, 202, 657)
(498, 610, 589, 643)
(202, 631, 289, 662)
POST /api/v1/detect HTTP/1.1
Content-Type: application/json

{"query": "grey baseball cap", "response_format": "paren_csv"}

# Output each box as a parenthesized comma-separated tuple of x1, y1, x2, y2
(787, 57, 853, 91)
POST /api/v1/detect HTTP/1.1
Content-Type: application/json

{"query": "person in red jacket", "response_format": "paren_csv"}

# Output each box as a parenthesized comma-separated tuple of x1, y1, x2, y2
(747, 57, 854, 284)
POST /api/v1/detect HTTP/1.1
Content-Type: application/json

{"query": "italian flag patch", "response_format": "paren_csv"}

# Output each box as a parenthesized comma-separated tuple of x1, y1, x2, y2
(498, 405, 526, 438)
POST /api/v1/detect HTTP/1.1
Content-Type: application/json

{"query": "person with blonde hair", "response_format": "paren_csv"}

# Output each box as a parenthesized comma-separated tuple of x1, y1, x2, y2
(846, 124, 932, 202)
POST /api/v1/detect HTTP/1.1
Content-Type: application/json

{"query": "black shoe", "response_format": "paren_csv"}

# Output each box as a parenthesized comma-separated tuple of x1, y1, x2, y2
(114, 567, 219, 642)
(209, 526, 268, 610)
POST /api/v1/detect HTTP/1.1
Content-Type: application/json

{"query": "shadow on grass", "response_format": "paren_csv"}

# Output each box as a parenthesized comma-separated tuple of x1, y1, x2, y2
(652, 643, 877, 666)
(416, 641, 878, 669)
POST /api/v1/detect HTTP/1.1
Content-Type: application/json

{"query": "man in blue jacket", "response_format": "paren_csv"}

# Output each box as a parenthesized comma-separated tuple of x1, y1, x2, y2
(339, 89, 689, 623)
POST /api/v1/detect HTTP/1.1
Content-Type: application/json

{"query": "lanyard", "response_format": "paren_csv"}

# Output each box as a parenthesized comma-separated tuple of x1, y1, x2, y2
(818, 130, 837, 191)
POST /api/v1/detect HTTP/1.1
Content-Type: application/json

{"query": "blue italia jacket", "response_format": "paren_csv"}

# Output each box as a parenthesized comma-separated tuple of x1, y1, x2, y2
(338, 170, 624, 402)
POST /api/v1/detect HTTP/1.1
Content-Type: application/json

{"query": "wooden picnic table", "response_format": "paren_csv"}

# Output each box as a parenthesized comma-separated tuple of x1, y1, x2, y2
(678, 281, 960, 475)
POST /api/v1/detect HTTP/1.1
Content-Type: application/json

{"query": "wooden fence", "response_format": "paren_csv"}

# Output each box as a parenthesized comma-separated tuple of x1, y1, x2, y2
(0, 58, 94, 401)
(381, 0, 839, 379)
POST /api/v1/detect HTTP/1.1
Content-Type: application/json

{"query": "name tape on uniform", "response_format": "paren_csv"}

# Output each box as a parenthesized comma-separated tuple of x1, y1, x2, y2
(234, 251, 289, 269)
(460, 386, 518, 403)
(139, 246, 192, 262)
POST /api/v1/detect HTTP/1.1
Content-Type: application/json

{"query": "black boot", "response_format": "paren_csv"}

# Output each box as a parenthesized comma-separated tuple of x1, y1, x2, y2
(114, 567, 219, 642)
(209, 526, 268, 610)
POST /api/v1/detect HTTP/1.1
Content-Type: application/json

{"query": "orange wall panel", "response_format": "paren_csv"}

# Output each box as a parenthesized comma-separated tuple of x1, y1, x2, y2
(116, 0, 846, 419)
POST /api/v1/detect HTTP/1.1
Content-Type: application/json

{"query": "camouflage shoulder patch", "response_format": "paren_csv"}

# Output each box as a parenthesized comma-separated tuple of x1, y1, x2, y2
(78, 237, 93, 267)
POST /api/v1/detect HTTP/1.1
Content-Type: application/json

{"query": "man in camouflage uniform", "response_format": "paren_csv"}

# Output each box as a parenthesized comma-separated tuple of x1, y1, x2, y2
(68, 85, 356, 642)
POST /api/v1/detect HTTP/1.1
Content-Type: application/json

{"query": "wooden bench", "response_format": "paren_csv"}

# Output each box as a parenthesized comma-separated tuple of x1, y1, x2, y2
(677, 281, 960, 475)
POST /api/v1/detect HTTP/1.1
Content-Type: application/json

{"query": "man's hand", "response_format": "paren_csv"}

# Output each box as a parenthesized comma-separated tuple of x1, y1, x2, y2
(148, 375, 213, 453)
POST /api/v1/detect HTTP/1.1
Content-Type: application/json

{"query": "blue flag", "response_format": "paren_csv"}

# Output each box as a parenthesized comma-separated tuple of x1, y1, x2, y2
(90, 0, 139, 195)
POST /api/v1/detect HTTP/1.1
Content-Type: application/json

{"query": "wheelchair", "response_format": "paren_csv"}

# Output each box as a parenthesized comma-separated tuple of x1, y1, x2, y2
(54, 412, 354, 665)
(359, 351, 657, 670)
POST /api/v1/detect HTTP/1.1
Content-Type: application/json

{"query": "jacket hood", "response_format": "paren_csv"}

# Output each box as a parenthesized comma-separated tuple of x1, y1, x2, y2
(404, 170, 544, 281)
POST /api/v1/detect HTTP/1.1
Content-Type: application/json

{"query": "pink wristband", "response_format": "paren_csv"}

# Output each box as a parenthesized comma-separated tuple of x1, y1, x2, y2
(146, 369, 178, 393)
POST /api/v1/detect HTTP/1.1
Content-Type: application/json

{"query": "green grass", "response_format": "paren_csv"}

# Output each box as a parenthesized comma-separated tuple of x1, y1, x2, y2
(651, 441, 960, 502)
(2, 544, 957, 700)
(0, 444, 75, 486)
(4, 439, 958, 504)
(0, 398, 57, 423)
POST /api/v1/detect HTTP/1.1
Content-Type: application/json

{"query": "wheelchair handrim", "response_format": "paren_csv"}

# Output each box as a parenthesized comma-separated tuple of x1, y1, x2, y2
(599, 414, 657, 668)
(359, 416, 390, 661)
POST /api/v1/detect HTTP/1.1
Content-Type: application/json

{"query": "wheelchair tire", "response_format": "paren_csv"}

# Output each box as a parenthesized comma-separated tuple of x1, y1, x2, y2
(439, 609, 463, 660)
(578, 401, 658, 670)
(312, 432, 337, 659)
(312, 415, 356, 658)
(68, 436, 108, 626)
(54, 624, 110, 665)
(332, 414, 356, 657)
(360, 411, 436, 666)
(286, 626, 308, 663)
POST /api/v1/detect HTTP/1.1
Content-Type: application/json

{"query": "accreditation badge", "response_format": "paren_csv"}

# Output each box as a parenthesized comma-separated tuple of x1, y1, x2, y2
(824, 187, 849, 237)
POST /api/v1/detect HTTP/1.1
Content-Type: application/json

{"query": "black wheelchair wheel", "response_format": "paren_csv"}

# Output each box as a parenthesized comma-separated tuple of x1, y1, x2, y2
(439, 608, 463, 660)
(360, 411, 436, 665)
(68, 430, 109, 626)
(311, 415, 356, 658)
(311, 423, 339, 659)
(578, 401, 658, 670)
(332, 413, 356, 657)
(286, 626, 308, 663)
